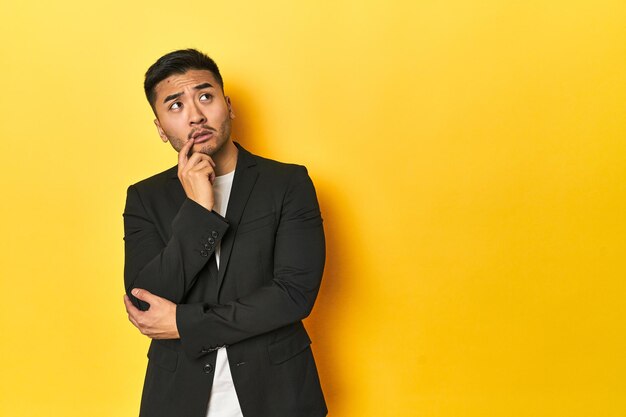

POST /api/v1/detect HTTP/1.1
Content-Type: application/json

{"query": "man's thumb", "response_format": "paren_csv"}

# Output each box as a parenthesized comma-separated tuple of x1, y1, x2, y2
(132, 288, 153, 302)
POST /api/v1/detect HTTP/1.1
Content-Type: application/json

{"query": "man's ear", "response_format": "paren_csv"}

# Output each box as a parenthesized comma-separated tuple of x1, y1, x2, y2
(154, 119, 168, 143)
(226, 96, 235, 120)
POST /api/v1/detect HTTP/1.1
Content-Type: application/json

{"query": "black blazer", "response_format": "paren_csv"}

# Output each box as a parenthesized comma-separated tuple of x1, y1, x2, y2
(123, 143, 327, 417)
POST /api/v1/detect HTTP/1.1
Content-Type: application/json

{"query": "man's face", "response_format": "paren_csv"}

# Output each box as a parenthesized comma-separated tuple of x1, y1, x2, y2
(152, 69, 234, 157)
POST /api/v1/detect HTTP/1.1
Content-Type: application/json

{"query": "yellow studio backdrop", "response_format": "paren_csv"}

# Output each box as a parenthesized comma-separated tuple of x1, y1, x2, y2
(0, 0, 624, 416)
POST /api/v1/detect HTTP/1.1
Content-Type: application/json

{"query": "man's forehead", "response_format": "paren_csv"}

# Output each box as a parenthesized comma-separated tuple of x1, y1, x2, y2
(155, 69, 218, 96)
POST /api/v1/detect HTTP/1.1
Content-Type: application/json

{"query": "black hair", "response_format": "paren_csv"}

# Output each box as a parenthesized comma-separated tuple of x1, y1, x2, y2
(144, 48, 224, 110)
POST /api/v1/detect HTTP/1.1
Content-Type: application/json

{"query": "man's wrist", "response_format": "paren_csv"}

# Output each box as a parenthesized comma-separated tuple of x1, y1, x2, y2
(197, 200, 214, 212)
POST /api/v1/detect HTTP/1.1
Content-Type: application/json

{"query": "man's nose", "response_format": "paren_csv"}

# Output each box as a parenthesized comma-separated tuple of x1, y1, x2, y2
(189, 102, 206, 124)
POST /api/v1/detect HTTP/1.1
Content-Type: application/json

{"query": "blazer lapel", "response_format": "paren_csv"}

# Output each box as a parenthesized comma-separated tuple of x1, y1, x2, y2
(217, 143, 259, 294)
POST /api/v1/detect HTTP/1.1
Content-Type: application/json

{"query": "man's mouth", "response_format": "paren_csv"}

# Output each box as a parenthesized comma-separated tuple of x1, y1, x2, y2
(190, 129, 215, 144)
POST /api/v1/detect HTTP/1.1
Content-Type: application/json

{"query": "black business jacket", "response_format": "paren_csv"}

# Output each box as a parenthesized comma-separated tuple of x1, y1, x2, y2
(123, 143, 327, 417)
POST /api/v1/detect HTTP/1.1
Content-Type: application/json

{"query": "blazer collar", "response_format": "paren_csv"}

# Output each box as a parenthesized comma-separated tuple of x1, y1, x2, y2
(216, 142, 259, 292)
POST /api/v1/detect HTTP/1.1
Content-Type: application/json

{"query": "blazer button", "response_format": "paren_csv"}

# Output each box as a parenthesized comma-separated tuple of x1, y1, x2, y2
(208, 237, 215, 245)
(204, 243, 211, 249)
(211, 231, 218, 238)
(203, 364, 213, 374)
(200, 250, 208, 257)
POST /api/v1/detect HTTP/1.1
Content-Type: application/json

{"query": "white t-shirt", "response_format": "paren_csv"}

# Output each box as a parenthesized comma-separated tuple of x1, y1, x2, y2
(206, 170, 244, 417)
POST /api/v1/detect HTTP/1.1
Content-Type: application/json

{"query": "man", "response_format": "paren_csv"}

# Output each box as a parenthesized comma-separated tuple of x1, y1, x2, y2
(122, 49, 327, 417)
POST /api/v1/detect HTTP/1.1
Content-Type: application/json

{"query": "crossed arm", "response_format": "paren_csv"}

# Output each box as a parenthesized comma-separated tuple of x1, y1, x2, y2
(123, 139, 222, 338)
(123, 144, 325, 357)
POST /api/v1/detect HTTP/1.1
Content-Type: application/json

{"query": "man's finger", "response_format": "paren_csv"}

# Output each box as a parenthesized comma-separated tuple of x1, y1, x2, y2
(180, 152, 210, 179)
(124, 295, 147, 332)
(124, 294, 141, 316)
(127, 311, 141, 329)
(178, 139, 195, 172)
(185, 152, 211, 168)
(131, 288, 160, 305)
(188, 158, 211, 173)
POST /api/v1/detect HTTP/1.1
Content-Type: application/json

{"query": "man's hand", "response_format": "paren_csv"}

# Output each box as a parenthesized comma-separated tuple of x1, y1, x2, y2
(124, 289, 180, 339)
(178, 138, 216, 211)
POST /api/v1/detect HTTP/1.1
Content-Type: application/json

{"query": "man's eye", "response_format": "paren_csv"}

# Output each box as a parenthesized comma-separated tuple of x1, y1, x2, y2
(170, 102, 182, 110)
(200, 93, 213, 101)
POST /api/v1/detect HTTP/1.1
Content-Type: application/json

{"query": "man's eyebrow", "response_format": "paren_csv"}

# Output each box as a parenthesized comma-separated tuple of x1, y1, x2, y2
(163, 92, 183, 104)
(162, 83, 214, 104)
(194, 82, 213, 90)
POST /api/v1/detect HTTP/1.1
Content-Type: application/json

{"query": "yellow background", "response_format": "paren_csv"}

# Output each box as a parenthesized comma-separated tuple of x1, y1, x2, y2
(1, 0, 625, 416)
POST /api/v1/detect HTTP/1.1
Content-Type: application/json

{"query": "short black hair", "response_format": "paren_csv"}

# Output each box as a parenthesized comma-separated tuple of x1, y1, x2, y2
(144, 48, 224, 110)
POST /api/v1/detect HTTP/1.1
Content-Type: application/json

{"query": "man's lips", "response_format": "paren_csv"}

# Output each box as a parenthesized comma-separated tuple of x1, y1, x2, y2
(190, 129, 214, 143)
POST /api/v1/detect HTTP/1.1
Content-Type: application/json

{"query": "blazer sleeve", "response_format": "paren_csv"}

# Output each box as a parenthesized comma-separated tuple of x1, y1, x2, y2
(176, 166, 325, 359)
(123, 185, 230, 310)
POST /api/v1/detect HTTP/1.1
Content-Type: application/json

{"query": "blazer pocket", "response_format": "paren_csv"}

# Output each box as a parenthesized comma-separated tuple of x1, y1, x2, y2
(268, 326, 312, 365)
(147, 342, 178, 372)
(237, 211, 276, 235)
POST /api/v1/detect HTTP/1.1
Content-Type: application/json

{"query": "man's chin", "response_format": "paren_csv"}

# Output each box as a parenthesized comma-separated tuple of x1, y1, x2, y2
(198, 135, 232, 156)
(194, 143, 218, 156)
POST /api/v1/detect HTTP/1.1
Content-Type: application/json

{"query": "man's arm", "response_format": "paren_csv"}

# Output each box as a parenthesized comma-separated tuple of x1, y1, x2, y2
(124, 161, 325, 354)
(123, 190, 228, 310)
(175, 165, 325, 359)
(124, 139, 225, 310)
